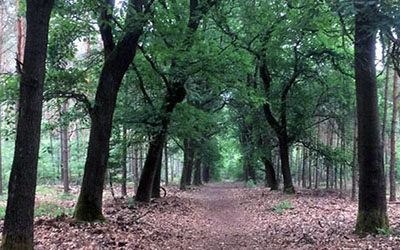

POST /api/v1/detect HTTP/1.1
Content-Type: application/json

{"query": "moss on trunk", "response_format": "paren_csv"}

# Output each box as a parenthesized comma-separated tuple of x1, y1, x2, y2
(73, 194, 105, 222)
(355, 209, 389, 235)
(1, 234, 33, 250)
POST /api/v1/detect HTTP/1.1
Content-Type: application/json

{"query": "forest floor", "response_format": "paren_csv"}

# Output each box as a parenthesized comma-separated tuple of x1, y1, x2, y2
(2, 183, 400, 249)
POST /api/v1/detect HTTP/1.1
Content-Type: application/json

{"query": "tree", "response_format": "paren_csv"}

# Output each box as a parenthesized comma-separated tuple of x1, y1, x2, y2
(135, 0, 219, 202)
(389, 69, 398, 201)
(1, 0, 54, 248)
(74, 0, 153, 221)
(354, 0, 389, 234)
(60, 100, 69, 193)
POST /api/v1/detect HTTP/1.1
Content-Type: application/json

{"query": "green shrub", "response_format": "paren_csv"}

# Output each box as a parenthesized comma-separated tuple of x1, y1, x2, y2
(377, 227, 393, 236)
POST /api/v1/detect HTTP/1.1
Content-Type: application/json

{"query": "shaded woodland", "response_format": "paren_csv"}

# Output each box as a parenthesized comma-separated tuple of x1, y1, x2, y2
(0, 0, 399, 249)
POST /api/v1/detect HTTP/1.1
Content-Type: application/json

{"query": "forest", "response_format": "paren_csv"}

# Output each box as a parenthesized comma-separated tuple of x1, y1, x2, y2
(0, 0, 399, 249)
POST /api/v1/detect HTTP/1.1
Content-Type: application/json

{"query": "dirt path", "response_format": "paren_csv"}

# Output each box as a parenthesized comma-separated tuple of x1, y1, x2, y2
(183, 183, 267, 250)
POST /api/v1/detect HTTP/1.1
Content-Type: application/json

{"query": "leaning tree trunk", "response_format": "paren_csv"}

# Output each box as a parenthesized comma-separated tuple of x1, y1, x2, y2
(136, 0, 217, 199)
(136, 89, 186, 202)
(389, 70, 398, 201)
(151, 145, 163, 198)
(1, 1, 54, 248)
(354, 0, 389, 234)
(74, 0, 151, 221)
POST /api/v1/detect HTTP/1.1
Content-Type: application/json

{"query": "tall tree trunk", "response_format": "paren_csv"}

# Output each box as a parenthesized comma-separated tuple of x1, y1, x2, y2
(164, 141, 168, 186)
(136, 103, 178, 202)
(326, 124, 333, 189)
(202, 164, 210, 183)
(296, 147, 301, 186)
(121, 126, 127, 196)
(193, 156, 202, 186)
(1, 1, 54, 248)
(170, 156, 174, 183)
(315, 155, 319, 189)
(382, 63, 390, 179)
(354, 0, 389, 234)
(278, 134, 295, 193)
(74, 0, 151, 221)
(389, 70, 398, 201)
(351, 113, 358, 201)
(302, 147, 307, 188)
(186, 141, 194, 186)
(180, 139, 191, 190)
(132, 147, 139, 191)
(60, 101, 69, 193)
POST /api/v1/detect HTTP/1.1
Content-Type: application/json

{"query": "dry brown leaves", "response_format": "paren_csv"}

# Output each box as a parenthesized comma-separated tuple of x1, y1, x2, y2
(1, 184, 400, 249)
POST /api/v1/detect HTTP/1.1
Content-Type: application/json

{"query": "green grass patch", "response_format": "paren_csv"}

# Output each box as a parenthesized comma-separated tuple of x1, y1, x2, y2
(272, 200, 294, 214)
(35, 201, 73, 218)
(58, 192, 77, 201)
(36, 186, 57, 196)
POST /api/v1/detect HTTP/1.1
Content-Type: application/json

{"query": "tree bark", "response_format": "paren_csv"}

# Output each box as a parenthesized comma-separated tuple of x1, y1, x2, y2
(389, 70, 398, 201)
(278, 134, 295, 193)
(1, 1, 54, 248)
(302, 147, 307, 188)
(186, 141, 195, 186)
(180, 138, 191, 190)
(151, 146, 163, 198)
(74, 0, 151, 221)
(193, 156, 202, 186)
(121, 126, 127, 196)
(202, 164, 210, 183)
(60, 101, 69, 193)
(132, 147, 139, 191)
(164, 141, 168, 186)
(382, 63, 390, 177)
(263, 156, 278, 190)
(351, 112, 358, 201)
(136, 113, 171, 202)
(354, 0, 389, 234)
